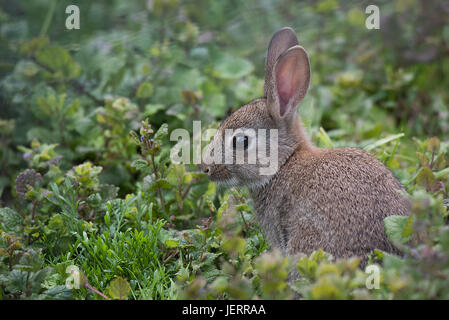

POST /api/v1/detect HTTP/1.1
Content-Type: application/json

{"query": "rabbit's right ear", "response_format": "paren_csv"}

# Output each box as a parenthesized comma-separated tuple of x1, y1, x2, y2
(264, 27, 299, 97)
(264, 28, 310, 125)
(265, 45, 311, 124)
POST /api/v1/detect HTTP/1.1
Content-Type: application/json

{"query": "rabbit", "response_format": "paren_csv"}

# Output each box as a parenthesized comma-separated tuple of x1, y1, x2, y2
(201, 27, 411, 269)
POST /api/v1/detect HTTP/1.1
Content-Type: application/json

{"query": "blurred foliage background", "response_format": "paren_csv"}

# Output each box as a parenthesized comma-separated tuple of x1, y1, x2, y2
(0, 0, 449, 300)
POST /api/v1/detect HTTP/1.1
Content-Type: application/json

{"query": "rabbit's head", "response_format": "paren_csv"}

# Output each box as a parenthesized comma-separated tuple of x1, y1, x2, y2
(202, 28, 312, 189)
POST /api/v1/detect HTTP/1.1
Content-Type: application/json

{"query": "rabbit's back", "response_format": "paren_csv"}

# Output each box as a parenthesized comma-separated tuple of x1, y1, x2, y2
(251, 146, 410, 263)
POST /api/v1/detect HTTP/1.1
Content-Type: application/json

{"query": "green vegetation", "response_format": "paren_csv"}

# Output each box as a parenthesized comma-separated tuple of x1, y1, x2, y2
(1, 0, 448, 299)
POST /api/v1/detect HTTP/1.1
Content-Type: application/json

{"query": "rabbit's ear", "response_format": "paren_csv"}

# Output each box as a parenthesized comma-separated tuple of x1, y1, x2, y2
(264, 27, 299, 97)
(267, 45, 310, 122)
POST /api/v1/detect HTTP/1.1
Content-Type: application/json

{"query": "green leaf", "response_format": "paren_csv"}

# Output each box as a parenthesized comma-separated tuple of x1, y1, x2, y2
(154, 123, 169, 141)
(86, 193, 102, 207)
(236, 203, 250, 212)
(35, 44, 81, 79)
(165, 239, 179, 248)
(434, 153, 448, 171)
(3, 270, 28, 294)
(207, 93, 226, 117)
(297, 256, 318, 278)
(425, 137, 440, 154)
(214, 55, 254, 80)
(99, 184, 119, 201)
(222, 236, 246, 256)
(153, 179, 172, 190)
(182, 173, 193, 184)
(131, 159, 149, 171)
(382, 252, 406, 269)
(144, 104, 165, 116)
(434, 167, 449, 180)
(364, 133, 404, 151)
(310, 277, 344, 300)
(318, 127, 334, 148)
(416, 152, 429, 167)
(48, 214, 65, 231)
(41, 285, 73, 300)
(402, 215, 414, 238)
(415, 167, 437, 189)
(107, 276, 131, 300)
(384, 215, 413, 244)
(0, 208, 23, 233)
(166, 164, 185, 185)
(104, 212, 111, 226)
(136, 82, 154, 99)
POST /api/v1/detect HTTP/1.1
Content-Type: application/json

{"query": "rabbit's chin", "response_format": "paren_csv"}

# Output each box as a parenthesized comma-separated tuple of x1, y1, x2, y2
(214, 175, 272, 191)
(212, 176, 240, 188)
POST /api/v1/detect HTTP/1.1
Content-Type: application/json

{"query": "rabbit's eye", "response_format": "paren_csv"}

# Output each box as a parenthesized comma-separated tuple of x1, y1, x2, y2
(232, 135, 249, 150)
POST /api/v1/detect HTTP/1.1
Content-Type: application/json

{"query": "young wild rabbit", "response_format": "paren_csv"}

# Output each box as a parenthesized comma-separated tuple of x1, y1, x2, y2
(201, 27, 410, 268)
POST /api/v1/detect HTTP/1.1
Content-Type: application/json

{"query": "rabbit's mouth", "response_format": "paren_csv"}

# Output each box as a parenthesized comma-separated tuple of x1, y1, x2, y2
(202, 164, 237, 185)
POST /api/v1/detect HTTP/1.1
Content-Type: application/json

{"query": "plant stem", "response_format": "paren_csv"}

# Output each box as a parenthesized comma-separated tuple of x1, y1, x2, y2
(181, 179, 197, 200)
(430, 150, 435, 169)
(85, 283, 108, 300)
(150, 154, 166, 212)
(177, 186, 183, 215)
(40, 0, 57, 37)
(162, 249, 178, 264)
(239, 210, 249, 230)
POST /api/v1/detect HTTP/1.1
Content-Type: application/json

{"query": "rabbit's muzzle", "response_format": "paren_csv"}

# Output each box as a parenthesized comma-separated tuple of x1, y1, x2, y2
(201, 163, 232, 183)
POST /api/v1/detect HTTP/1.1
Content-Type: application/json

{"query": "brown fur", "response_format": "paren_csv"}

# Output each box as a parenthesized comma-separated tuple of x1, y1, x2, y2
(202, 28, 410, 268)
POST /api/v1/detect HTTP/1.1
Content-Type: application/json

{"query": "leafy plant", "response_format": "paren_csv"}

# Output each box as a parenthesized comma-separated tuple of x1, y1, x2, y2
(1, 0, 449, 300)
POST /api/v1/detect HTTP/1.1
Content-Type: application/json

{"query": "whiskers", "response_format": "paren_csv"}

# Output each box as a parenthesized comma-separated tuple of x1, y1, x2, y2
(214, 176, 240, 188)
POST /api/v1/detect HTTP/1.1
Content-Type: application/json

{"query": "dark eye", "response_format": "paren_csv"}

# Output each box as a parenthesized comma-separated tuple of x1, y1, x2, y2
(232, 135, 249, 150)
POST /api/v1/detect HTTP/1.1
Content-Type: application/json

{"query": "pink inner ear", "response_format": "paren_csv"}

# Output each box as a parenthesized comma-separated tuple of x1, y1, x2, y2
(275, 54, 301, 117)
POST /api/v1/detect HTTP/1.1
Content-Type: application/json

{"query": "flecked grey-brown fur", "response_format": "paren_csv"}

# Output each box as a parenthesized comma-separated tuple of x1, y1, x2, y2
(202, 27, 410, 268)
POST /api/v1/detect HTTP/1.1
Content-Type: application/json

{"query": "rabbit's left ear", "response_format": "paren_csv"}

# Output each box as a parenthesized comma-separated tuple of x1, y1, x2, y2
(267, 45, 310, 122)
